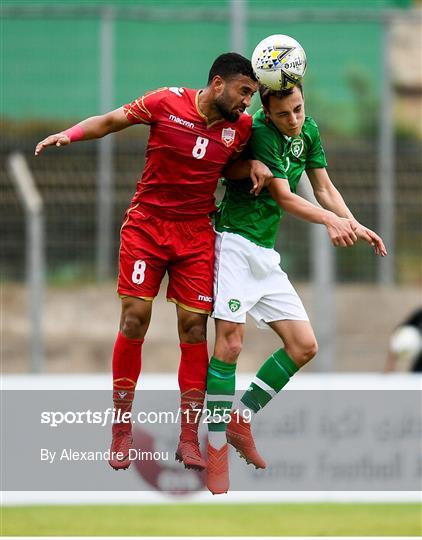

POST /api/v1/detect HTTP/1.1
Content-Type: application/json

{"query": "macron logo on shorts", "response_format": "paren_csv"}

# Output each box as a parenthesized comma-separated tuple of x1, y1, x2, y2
(169, 114, 195, 129)
(198, 294, 212, 303)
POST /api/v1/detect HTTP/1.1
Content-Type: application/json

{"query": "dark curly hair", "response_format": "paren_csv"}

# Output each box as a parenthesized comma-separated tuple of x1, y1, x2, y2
(207, 53, 257, 84)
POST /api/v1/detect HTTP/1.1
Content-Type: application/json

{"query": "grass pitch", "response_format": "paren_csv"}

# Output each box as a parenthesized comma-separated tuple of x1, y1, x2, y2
(2, 502, 421, 536)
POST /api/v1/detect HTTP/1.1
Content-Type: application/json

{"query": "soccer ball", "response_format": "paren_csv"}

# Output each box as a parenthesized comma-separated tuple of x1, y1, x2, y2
(390, 325, 422, 363)
(251, 34, 307, 90)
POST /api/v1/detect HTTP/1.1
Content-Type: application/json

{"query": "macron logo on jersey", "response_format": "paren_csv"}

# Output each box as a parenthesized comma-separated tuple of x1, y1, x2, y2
(169, 114, 195, 129)
(198, 294, 212, 303)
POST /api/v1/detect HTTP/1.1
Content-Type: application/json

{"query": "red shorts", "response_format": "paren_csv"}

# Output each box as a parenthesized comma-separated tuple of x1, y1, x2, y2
(118, 204, 215, 313)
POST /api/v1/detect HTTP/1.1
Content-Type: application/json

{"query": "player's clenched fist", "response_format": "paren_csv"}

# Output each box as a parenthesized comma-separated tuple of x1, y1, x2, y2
(35, 133, 70, 155)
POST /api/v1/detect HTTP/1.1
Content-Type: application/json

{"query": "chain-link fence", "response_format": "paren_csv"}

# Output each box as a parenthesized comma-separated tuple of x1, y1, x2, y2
(1, 134, 420, 283)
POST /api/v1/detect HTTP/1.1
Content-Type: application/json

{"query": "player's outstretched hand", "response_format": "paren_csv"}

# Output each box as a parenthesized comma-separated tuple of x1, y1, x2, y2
(249, 160, 274, 196)
(354, 223, 388, 257)
(35, 133, 71, 156)
(326, 215, 358, 247)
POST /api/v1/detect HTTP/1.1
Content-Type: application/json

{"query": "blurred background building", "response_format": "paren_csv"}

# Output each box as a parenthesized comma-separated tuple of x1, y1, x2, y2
(1, 0, 421, 373)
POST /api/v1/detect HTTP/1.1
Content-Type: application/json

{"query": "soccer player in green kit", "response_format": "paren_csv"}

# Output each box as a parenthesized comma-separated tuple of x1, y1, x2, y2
(206, 82, 387, 494)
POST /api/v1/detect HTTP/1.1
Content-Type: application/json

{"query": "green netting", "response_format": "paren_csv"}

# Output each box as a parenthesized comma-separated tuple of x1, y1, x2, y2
(1, 0, 412, 130)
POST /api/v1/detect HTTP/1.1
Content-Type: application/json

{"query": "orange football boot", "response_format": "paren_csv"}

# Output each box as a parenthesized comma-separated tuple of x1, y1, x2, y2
(108, 423, 133, 470)
(206, 443, 229, 495)
(175, 438, 206, 471)
(226, 411, 266, 469)
(176, 388, 206, 470)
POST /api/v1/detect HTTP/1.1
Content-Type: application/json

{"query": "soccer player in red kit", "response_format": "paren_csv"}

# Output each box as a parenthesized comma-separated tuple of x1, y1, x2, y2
(35, 53, 268, 472)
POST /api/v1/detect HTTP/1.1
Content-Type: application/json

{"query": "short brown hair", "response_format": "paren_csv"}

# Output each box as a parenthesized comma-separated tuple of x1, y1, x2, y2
(259, 82, 304, 109)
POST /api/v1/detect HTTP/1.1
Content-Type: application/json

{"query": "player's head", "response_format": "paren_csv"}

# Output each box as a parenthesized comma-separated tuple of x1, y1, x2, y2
(207, 53, 258, 122)
(260, 83, 305, 137)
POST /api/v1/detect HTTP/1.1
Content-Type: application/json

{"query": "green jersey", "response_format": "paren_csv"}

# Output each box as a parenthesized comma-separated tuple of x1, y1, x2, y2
(215, 108, 328, 248)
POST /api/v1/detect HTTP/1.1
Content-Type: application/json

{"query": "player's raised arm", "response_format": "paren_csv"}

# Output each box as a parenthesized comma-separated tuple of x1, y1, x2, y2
(268, 177, 358, 247)
(35, 107, 131, 156)
(306, 167, 356, 219)
(306, 167, 387, 256)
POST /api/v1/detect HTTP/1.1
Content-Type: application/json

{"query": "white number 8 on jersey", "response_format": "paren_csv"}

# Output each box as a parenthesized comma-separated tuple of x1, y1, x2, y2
(192, 137, 209, 159)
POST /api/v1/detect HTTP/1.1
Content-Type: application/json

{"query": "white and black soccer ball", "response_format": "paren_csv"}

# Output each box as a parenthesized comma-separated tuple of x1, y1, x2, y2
(251, 34, 307, 91)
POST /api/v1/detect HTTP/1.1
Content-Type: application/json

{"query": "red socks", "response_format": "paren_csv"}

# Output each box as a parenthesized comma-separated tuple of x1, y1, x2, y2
(178, 341, 209, 442)
(111, 334, 208, 440)
(112, 331, 143, 425)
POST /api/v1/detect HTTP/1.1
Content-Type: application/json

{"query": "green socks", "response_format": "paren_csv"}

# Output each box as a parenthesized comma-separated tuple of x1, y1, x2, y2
(206, 350, 298, 445)
(240, 348, 298, 413)
(206, 356, 236, 448)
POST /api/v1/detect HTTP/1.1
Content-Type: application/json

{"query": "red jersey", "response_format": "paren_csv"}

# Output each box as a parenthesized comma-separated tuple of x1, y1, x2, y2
(123, 87, 252, 220)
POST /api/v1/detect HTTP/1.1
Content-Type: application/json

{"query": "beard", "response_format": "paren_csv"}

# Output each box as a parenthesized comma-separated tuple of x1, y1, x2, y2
(214, 94, 243, 122)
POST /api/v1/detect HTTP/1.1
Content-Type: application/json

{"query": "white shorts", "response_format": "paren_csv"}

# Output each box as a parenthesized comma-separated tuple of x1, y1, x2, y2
(212, 231, 309, 329)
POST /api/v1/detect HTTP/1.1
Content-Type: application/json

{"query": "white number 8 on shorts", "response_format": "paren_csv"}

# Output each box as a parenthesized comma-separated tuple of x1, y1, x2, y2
(132, 260, 146, 284)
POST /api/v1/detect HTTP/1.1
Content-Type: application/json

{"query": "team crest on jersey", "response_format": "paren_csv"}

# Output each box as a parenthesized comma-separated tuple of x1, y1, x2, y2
(221, 127, 236, 147)
(228, 298, 241, 312)
(290, 138, 304, 158)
